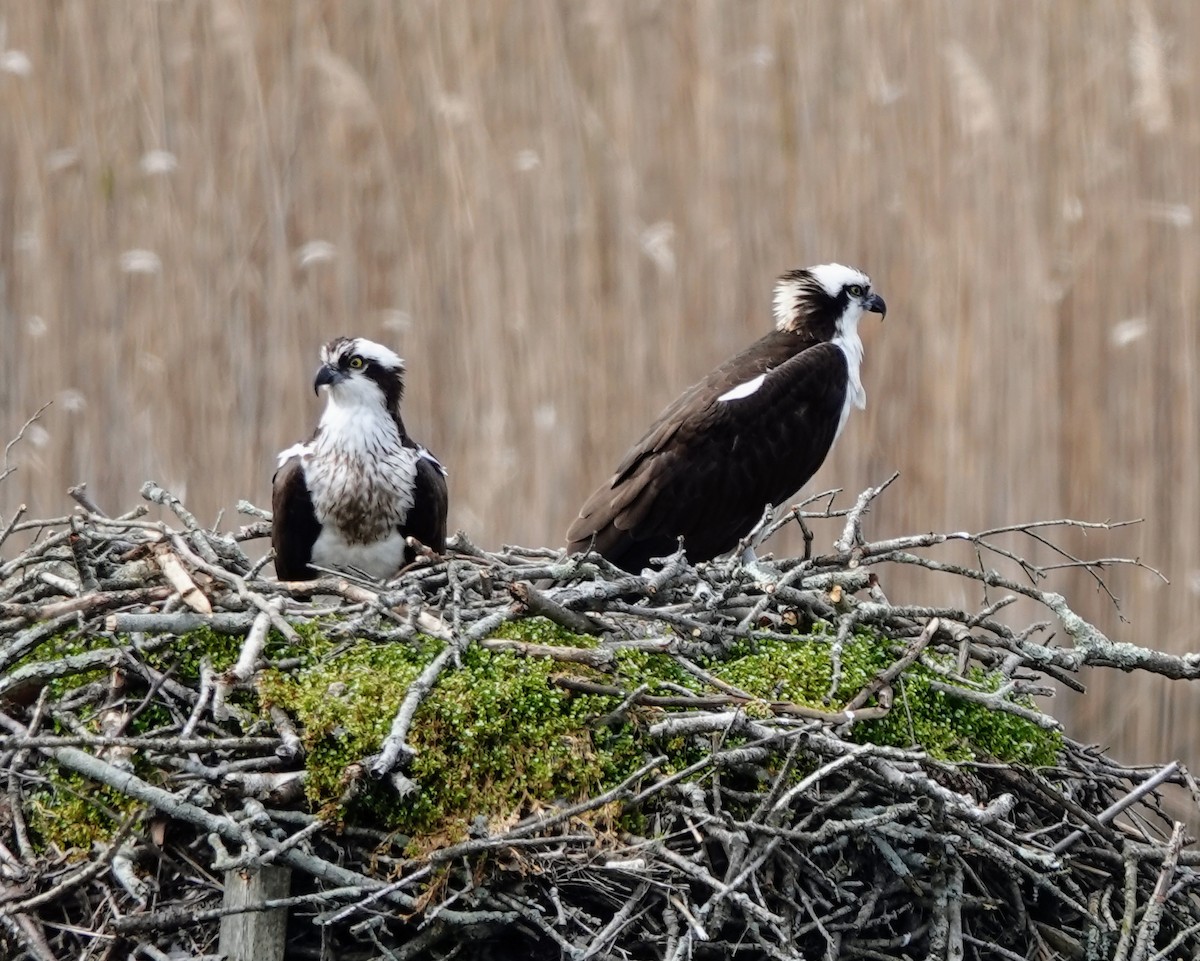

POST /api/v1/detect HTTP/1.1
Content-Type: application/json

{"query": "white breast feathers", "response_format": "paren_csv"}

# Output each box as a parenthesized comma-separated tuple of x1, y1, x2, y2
(302, 402, 420, 546)
(831, 314, 867, 442)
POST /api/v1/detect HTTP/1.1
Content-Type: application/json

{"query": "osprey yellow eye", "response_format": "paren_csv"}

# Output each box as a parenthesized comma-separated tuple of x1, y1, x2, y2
(348, 356, 365, 369)
(846, 284, 865, 297)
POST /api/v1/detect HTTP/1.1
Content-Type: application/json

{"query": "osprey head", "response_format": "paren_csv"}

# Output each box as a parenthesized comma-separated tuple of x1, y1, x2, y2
(773, 263, 886, 336)
(314, 336, 407, 413)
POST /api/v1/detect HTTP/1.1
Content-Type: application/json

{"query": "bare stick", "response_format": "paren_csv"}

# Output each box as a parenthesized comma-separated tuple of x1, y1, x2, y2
(1129, 822, 1186, 961)
(1052, 762, 1181, 854)
(0, 402, 52, 486)
(508, 580, 611, 635)
(834, 472, 899, 551)
(0, 504, 27, 551)
(479, 637, 614, 668)
(67, 483, 108, 517)
(369, 642, 459, 777)
(844, 617, 939, 712)
(214, 601, 279, 721)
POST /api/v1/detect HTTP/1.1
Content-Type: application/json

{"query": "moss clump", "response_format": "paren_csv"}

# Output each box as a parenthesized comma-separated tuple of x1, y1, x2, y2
(25, 621, 332, 728)
(258, 633, 645, 839)
(490, 618, 598, 649)
(261, 616, 1058, 842)
(259, 638, 431, 816)
(714, 632, 1061, 765)
(25, 771, 140, 856)
(137, 620, 334, 679)
(23, 614, 1060, 854)
(19, 622, 335, 854)
(613, 649, 706, 694)
(27, 619, 332, 687)
(407, 645, 640, 832)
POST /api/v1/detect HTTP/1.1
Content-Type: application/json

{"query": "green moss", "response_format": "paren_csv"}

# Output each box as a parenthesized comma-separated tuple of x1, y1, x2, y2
(140, 621, 336, 678)
(613, 649, 705, 694)
(490, 618, 598, 649)
(20, 630, 110, 700)
(24, 619, 333, 709)
(259, 638, 430, 816)
(28, 618, 332, 679)
(22, 614, 1061, 853)
(407, 645, 636, 831)
(25, 770, 140, 856)
(259, 633, 646, 839)
(262, 618, 1059, 838)
(713, 631, 1061, 766)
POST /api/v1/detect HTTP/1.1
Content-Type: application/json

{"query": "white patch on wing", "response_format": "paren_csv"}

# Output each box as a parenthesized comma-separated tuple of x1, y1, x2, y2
(418, 446, 448, 476)
(310, 526, 409, 581)
(717, 372, 767, 403)
(276, 442, 311, 468)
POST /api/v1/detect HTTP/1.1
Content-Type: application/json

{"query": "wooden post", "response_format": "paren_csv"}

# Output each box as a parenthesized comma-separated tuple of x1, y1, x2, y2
(218, 866, 291, 961)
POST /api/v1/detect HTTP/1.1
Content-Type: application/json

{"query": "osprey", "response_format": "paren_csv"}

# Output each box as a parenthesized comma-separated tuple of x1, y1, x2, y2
(271, 336, 448, 581)
(566, 263, 886, 572)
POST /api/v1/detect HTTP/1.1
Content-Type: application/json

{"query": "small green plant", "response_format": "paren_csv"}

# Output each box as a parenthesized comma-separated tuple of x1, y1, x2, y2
(25, 770, 140, 856)
(23, 615, 1061, 855)
(19, 621, 332, 853)
(258, 630, 648, 840)
(715, 630, 1061, 765)
(261, 617, 1060, 842)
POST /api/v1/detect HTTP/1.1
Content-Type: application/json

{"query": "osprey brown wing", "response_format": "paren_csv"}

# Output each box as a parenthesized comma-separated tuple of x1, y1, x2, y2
(567, 341, 848, 571)
(404, 452, 449, 555)
(607, 329, 816, 485)
(271, 455, 322, 580)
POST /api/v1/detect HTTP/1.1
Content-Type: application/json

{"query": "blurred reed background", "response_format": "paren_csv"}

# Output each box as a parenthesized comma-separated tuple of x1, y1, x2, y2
(1, 1, 1198, 769)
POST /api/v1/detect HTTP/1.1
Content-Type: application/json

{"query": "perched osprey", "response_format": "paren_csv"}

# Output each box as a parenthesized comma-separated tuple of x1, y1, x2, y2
(566, 263, 886, 572)
(271, 336, 448, 581)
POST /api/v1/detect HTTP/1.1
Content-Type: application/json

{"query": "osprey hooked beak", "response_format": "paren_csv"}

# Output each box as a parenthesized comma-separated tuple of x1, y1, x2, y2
(865, 293, 887, 319)
(313, 364, 346, 395)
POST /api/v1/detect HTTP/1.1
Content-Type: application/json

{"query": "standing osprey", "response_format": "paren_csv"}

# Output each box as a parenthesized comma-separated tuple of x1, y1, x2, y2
(271, 336, 448, 581)
(566, 263, 886, 572)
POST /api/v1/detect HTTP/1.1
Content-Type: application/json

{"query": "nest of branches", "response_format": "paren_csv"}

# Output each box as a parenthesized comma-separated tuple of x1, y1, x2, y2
(2, 464, 1200, 961)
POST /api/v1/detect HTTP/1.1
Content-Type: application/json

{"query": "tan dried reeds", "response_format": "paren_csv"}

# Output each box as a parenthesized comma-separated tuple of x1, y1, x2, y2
(1, 1, 1198, 770)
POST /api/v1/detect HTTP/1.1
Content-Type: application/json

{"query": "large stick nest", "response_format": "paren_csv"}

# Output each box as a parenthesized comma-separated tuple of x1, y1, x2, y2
(1, 473, 1199, 961)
